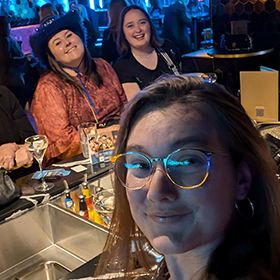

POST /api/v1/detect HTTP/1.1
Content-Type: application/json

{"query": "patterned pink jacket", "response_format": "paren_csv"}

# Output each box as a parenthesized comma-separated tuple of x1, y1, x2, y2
(31, 58, 127, 161)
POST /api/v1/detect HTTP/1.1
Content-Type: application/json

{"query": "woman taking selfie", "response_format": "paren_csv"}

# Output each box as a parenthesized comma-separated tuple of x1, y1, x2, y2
(113, 5, 181, 100)
(95, 75, 280, 279)
(29, 10, 126, 163)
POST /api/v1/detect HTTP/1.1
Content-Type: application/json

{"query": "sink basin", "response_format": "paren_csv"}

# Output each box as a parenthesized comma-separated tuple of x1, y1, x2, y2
(16, 261, 69, 280)
(0, 203, 108, 280)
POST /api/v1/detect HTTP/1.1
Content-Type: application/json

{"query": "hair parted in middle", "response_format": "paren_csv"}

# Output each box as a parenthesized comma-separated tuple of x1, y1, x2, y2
(116, 4, 163, 56)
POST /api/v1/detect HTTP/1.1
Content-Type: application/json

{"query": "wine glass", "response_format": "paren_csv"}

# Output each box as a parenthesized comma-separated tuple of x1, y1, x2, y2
(93, 189, 115, 227)
(25, 135, 54, 192)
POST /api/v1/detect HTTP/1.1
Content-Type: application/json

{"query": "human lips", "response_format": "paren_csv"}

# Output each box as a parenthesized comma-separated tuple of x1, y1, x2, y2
(65, 46, 77, 54)
(147, 211, 192, 224)
(134, 34, 145, 40)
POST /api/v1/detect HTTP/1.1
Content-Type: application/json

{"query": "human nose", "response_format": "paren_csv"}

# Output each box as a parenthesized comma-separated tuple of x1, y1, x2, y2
(65, 39, 71, 47)
(135, 23, 142, 32)
(147, 164, 180, 202)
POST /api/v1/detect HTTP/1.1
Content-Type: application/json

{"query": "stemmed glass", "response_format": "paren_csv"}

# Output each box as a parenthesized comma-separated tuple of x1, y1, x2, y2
(25, 135, 54, 192)
(93, 189, 115, 227)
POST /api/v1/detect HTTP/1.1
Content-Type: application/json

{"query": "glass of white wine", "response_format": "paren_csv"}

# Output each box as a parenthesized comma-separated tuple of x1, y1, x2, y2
(25, 135, 54, 192)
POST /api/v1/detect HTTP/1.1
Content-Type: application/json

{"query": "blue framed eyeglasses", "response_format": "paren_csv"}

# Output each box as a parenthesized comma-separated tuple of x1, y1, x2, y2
(110, 148, 228, 190)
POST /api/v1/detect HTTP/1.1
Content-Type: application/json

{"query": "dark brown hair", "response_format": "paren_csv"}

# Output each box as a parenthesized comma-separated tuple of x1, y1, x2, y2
(95, 75, 280, 279)
(39, 3, 58, 21)
(116, 5, 162, 56)
(108, 0, 127, 32)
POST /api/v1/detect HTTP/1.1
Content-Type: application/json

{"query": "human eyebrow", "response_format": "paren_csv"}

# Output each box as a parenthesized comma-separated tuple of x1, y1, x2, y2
(125, 137, 211, 157)
(65, 30, 72, 37)
(124, 21, 134, 27)
(52, 37, 61, 45)
(126, 145, 148, 154)
(171, 137, 209, 149)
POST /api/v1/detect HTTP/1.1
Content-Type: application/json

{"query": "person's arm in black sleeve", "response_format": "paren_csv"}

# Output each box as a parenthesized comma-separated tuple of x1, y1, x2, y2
(8, 88, 35, 143)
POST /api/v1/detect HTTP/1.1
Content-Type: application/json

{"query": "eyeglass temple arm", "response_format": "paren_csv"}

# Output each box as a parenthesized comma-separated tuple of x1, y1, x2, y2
(110, 154, 121, 164)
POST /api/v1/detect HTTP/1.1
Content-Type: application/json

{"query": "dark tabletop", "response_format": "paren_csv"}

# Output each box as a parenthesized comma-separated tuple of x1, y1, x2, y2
(207, 47, 274, 59)
(62, 254, 100, 280)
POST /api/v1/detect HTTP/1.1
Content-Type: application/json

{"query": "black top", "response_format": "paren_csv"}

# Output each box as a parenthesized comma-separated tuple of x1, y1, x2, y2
(101, 29, 120, 65)
(161, 1, 193, 55)
(113, 40, 181, 90)
(0, 86, 35, 145)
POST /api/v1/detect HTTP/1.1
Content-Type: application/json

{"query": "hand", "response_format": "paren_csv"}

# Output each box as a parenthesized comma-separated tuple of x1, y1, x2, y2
(0, 143, 19, 170)
(15, 146, 33, 168)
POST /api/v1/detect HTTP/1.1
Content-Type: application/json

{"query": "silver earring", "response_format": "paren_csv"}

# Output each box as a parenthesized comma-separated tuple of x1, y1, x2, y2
(235, 197, 254, 219)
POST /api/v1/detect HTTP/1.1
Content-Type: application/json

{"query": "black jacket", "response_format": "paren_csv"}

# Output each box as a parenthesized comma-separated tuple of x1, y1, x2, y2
(0, 86, 35, 145)
(161, 1, 193, 55)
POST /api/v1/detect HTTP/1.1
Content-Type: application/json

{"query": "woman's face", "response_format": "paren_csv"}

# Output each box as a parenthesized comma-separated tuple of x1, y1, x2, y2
(48, 29, 84, 68)
(123, 9, 151, 51)
(125, 104, 250, 256)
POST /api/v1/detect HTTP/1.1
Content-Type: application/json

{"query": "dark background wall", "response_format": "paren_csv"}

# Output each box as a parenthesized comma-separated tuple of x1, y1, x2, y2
(211, 0, 280, 63)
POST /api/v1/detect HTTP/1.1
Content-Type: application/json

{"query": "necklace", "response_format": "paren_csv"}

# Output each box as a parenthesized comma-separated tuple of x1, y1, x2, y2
(132, 49, 155, 59)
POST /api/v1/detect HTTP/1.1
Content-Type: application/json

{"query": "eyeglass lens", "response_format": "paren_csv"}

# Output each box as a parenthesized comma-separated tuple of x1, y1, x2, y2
(114, 150, 209, 189)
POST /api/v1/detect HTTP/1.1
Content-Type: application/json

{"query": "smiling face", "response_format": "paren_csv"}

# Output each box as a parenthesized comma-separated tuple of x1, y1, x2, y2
(123, 9, 152, 51)
(47, 29, 84, 68)
(125, 104, 250, 256)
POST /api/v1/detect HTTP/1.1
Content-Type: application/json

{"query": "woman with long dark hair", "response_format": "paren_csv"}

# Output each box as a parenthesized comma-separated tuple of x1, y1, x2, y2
(29, 10, 126, 163)
(95, 75, 280, 279)
(114, 5, 181, 100)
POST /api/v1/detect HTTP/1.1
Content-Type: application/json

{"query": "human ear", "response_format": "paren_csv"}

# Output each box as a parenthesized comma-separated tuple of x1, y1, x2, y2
(235, 161, 252, 200)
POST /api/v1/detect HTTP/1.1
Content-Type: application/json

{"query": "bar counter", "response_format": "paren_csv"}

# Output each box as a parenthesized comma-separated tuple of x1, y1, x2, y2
(0, 154, 114, 280)
(0, 154, 112, 223)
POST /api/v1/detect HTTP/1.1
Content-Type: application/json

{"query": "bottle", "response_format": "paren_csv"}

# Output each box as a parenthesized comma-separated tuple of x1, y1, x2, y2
(81, 174, 93, 218)
(65, 190, 75, 210)
(63, 180, 75, 211)
(81, 174, 104, 225)
(81, 174, 92, 206)
(79, 195, 89, 218)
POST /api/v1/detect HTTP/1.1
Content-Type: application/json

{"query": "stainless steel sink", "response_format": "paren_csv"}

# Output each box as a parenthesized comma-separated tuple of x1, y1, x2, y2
(0, 203, 108, 280)
(15, 261, 69, 280)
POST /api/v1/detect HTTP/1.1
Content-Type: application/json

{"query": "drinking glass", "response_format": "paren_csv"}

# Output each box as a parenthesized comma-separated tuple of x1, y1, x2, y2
(201, 72, 217, 83)
(77, 123, 97, 158)
(25, 135, 54, 192)
(93, 189, 115, 226)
